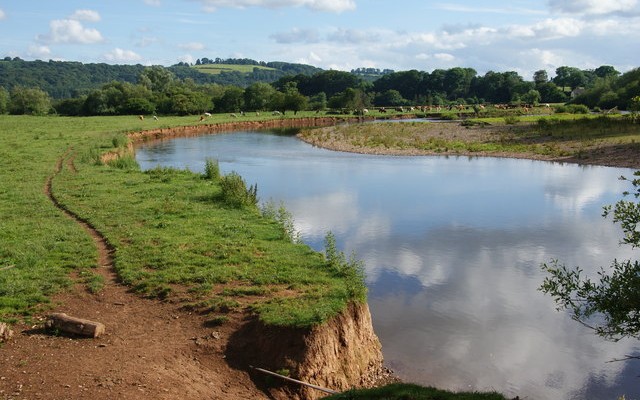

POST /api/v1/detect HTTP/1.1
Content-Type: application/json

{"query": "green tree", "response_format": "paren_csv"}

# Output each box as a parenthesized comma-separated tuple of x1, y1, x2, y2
(373, 89, 407, 107)
(0, 86, 9, 114)
(533, 70, 548, 85)
(9, 86, 51, 115)
(138, 66, 174, 92)
(594, 65, 620, 79)
(308, 92, 327, 111)
(540, 172, 640, 341)
(244, 82, 277, 111)
(281, 82, 308, 115)
(521, 89, 541, 105)
(216, 86, 245, 113)
(553, 66, 587, 90)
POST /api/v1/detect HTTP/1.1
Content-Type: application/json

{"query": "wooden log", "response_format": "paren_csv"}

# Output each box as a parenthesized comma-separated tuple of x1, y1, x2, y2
(45, 313, 105, 338)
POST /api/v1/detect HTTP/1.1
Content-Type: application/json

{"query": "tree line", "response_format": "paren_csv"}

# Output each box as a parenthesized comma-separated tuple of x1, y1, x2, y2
(0, 57, 638, 116)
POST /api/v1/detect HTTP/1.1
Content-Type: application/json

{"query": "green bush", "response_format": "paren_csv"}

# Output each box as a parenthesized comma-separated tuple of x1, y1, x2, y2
(555, 104, 590, 114)
(220, 171, 258, 208)
(203, 158, 220, 180)
(504, 116, 519, 125)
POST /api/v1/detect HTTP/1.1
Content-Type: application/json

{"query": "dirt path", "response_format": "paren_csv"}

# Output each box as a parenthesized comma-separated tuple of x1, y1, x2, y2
(0, 150, 268, 400)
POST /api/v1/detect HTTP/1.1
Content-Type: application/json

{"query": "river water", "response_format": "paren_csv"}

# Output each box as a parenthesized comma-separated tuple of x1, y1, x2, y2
(135, 129, 640, 400)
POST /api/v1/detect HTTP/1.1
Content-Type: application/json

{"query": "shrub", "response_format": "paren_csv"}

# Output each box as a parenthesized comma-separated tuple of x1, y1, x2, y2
(203, 158, 220, 180)
(261, 200, 300, 242)
(555, 104, 590, 114)
(504, 116, 519, 125)
(220, 171, 258, 208)
(106, 154, 140, 170)
(324, 232, 367, 301)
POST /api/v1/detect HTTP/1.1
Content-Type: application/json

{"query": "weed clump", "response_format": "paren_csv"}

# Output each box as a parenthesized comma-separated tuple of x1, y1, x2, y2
(220, 171, 258, 208)
(324, 232, 367, 301)
(203, 157, 220, 180)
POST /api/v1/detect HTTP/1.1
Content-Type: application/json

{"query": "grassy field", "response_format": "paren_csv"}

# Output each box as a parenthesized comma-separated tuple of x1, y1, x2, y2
(0, 113, 365, 327)
(193, 63, 277, 75)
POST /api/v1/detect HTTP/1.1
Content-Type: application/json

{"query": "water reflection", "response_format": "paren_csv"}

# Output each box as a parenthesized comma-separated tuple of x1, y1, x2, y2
(136, 130, 640, 400)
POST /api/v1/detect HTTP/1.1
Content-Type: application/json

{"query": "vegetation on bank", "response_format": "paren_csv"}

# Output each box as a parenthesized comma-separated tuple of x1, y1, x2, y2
(300, 112, 640, 167)
(0, 113, 366, 328)
(324, 383, 508, 400)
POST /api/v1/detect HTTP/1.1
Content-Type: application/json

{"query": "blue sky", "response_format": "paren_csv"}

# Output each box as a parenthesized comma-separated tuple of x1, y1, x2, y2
(0, 0, 638, 79)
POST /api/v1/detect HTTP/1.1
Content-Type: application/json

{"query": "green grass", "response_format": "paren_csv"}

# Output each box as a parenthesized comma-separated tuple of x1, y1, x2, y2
(0, 114, 367, 328)
(193, 63, 277, 75)
(324, 383, 508, 400)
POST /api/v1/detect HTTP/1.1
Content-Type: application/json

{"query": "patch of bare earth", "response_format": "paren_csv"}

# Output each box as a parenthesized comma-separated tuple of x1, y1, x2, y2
(0, 151, 268, 400)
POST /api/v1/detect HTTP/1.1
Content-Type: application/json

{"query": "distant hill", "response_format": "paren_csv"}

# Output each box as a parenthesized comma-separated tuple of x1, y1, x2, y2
(0, 57, 323, 99)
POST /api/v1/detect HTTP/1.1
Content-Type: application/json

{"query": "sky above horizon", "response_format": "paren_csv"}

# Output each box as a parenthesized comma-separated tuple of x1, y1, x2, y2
(0, 0, 638, 79)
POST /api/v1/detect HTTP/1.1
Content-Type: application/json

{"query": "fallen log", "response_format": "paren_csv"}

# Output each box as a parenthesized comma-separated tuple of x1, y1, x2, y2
(45, 313, 105, 338)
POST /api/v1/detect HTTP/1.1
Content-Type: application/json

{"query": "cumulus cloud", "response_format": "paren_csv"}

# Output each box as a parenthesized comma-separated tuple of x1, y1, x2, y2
(178, 41, 205, 51)
(103, 48, 142, 62)
(508, 18, 584, 40)
(0, 8, 6, 20)
(191, 0, 355, 13)
(37, 19, 104, 44)
(27, 45, 52, 59)
(69, 9, 101, 22)
(270, 28, 320, 44)
(548, 0, 638, 15)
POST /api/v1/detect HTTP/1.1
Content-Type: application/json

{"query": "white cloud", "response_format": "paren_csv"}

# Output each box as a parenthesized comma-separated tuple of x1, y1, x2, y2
(37, 19, 104, 44)
(192, 0, 355, 13)
(103, 48, 142, 62)
(0, 8, 6, 20)
(507, 18, 584, 40)
(27, 45, 52, 59)
(178, 41, 205, 51)
(327, 28, 378, 43)
(548, 0, 638, 15)
(69, 9, 101, 22)
(271, 28, 320, 44)
(177, 54, 196, 64)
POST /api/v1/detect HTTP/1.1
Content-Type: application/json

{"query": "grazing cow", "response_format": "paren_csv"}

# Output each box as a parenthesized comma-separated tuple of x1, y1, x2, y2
(199, 115, 206, 121)
(230, 113, 238, 118)
(153, 115, 158, 121)
(272, 111, 281, 115)
(204, 112, 212, 117)
(138, 115, 144, 120)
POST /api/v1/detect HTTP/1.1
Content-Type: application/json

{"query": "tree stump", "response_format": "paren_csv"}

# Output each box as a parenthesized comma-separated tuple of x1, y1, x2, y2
(45, 313, 105, 338)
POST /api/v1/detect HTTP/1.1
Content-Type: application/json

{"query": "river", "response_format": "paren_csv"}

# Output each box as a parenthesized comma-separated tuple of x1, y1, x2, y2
(135, 128, 640, 400)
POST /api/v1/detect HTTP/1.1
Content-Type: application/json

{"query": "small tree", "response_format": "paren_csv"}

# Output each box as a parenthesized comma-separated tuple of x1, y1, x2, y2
(540, 171, 640, 341)
(9, 86, 51, 115)
(521, 89, 541, 106)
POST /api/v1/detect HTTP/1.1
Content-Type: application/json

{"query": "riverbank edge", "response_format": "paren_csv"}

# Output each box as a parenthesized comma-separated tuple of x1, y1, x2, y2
(295, 119, 640, 170)
(115, 115, 392, 398)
